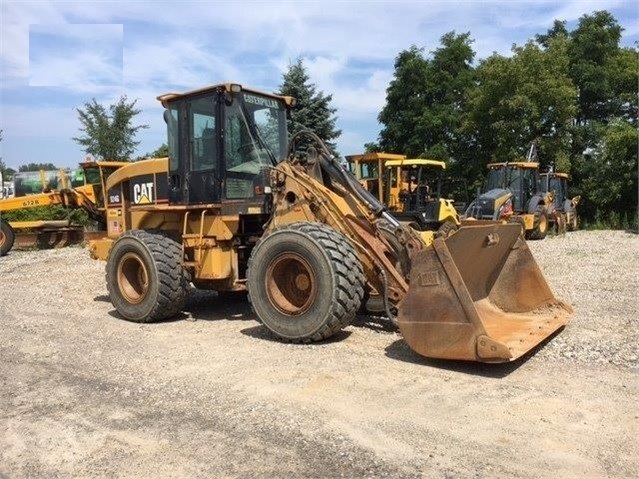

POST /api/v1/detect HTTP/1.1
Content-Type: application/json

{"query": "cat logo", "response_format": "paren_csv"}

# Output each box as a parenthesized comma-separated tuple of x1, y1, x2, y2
(133, 182, 154, 204)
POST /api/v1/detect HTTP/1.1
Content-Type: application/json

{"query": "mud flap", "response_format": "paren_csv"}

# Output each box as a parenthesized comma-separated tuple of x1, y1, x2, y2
(397, 223, 572, 362)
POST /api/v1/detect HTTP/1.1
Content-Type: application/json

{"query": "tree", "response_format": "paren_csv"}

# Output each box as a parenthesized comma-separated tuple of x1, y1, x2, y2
(377, 33, 476, 168)
(463, 37, 576, 173)
(0, 160, 15, 181)
(0, 130, 14, 181)
(278, 59, 342, 158)
(564, 11, 637, 226)
(18, 162, 58, 172)
(149, 144, 169, 158)
(378, 46, 430, 156)
(575, 120, 638, 224)
(135, 143, 169, 161)
(568, 11, 623, 125)
(425, 31, 476, 162)
(535, 20, 568, 48)
(73, 95, 148, 161)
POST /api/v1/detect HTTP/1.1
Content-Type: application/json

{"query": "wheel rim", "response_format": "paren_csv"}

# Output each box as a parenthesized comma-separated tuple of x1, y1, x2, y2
(117, 252, 149, 304)
(0, 229, 5, 247)
(265, 253, 318, 316)
(539, 214, 547, 233)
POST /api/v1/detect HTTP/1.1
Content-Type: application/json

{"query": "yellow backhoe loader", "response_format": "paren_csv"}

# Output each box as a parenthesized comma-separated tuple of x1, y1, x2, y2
(0, 161, 126, 256)
(540, 171, 580, 232)
(88, 83, 571, 363)
(464, 160, 552, 240)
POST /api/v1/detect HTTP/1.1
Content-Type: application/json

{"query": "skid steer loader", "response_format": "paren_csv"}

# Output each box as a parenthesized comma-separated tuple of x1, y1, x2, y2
(89, 83, 571, 363)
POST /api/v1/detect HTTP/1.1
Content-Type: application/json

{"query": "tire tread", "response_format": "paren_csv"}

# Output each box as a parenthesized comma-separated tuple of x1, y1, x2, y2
(247, 222, 365, 342)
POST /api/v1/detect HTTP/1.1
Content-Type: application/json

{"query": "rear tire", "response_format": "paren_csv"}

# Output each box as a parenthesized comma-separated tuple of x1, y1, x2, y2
(0, 219, 15, 256)
(106, 230, 188, 322)
(527, 206, 548, 240)
(247, 222, 365, 342)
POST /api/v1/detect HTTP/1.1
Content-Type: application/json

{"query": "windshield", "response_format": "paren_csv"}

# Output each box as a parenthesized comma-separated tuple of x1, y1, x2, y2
(358, 162, 378, 180)
(486, 168, 506, 190)
(240, 91, 288, 162)
(223, 91, 288, 199)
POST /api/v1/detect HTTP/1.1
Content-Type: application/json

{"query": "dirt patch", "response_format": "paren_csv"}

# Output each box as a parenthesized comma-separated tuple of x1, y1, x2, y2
(1, 230, 637, 478)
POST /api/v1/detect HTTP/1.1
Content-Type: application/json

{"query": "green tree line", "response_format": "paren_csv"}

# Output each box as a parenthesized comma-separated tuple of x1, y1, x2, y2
(374, 10, 638, 228)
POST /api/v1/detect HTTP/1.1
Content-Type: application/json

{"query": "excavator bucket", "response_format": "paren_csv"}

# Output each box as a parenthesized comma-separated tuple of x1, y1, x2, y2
(397, 223, 572, 362)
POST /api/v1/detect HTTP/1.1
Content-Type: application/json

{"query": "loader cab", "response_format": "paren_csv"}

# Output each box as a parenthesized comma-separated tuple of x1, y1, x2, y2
(159, 84, 291, 208)
(485, 162, 540, 213)
(344, 152, 406, 204)
(541, 172, 568, 210)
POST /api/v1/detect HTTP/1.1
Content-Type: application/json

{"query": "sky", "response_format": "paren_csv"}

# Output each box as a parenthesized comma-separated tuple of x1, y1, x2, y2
(0, 0, 637, 170)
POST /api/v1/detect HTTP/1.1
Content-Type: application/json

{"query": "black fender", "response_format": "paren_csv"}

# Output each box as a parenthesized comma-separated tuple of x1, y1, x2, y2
(527, 194, 545, 214)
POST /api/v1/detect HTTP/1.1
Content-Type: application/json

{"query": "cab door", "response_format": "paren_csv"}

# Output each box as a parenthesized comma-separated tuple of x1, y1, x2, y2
(187, 94, 221, 204)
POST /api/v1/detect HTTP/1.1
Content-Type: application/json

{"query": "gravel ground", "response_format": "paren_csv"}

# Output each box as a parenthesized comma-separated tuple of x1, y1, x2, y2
(0, 229, 637, 478)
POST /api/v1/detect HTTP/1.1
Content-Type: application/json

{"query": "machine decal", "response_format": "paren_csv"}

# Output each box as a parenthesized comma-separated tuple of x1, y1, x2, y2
(130, 175, 155, 205)
(108, 188, 121, 205)
(133, 182, 154, 204)
(243, 93, 278, 109)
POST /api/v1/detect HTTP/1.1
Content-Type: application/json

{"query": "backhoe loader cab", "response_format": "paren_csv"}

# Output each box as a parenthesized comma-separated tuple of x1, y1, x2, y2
(465, 162, 551, 240)
(90, 82, 572, 364)
(345, 152, 406, 201)
(540, 171, 580, 232)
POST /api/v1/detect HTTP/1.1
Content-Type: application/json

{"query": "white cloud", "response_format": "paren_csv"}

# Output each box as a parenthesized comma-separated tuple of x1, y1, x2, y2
(123, 38, 244, 91)
(28, 24, 123, 87)
(1, 25, 30, 83)
(0, 0, 636, 168)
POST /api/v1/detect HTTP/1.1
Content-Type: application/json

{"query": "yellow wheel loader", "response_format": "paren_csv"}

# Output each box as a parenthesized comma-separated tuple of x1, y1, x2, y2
(464, 161, 552, 240)
(0, 161, 126, 256)
(346, 153, 461, 237)
(89, 83, 572, 363)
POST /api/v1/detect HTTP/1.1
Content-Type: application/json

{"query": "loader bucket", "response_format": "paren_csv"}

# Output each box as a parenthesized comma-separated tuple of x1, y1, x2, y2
(397, 223, 572, 362)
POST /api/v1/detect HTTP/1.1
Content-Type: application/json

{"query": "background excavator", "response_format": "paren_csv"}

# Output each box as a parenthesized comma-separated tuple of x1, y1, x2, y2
(0, 161, 126, 256)
(88, 83, 572, 363)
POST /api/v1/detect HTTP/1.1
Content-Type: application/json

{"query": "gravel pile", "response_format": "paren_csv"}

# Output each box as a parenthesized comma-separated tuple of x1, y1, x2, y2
(527, 230, 639, 370)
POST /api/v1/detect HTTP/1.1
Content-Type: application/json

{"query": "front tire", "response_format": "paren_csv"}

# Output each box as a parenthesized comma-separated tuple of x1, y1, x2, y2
(527, 206, 549, 240)
(247, 222, 365, 342)
(0, 219, 15, 256)
(106, 230, 188, 322)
